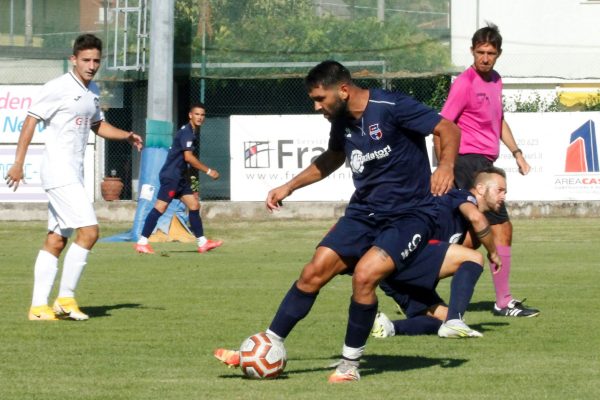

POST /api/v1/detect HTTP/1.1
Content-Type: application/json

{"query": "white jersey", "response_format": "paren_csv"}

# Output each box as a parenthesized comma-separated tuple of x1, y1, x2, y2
(28, 71, 103, 189)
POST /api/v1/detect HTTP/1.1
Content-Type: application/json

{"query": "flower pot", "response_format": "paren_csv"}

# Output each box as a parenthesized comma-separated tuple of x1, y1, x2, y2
(101, 177, 124, 201)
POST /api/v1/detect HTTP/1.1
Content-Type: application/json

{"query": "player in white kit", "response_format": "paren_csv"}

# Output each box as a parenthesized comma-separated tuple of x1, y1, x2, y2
(5, 34, 143, 321)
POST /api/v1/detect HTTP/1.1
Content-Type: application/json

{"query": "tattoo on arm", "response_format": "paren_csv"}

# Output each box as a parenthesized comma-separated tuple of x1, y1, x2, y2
(475, 225, 492, 239)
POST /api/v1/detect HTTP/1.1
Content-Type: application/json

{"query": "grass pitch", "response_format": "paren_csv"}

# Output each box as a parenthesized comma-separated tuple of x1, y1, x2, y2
(0, 217, 599, 399)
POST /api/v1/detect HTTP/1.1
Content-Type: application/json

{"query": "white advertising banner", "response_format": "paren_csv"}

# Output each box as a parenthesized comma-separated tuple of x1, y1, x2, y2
(0, 85, 45, 144)
(499, 112, 600, 201)
(230, 115, 355, 201)
(0, 144, 95, 202)
(1, 85, 97, 202)
(231, 112, 600, 202)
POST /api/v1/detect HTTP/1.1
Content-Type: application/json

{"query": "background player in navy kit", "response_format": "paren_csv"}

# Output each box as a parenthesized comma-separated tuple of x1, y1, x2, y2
(135, 103, 223, 254)
(373, 167, 517, 338)
(5, 34, 143, 321)
(214, 60, 461, 382)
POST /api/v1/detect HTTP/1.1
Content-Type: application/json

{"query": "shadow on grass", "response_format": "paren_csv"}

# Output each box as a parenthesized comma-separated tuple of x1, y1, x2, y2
(82, 303, 153, 318)
(217, 354, 468, 380)
(292, 354, 468, 378)
(468, 300, 496, 312)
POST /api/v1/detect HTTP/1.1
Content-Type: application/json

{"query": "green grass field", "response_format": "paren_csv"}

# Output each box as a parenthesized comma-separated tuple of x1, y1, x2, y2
(1, 217, 599, 399)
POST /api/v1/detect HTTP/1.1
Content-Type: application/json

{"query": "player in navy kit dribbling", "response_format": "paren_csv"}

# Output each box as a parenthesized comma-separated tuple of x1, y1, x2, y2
(135, 103, 223, 254)
(214, 60, 460, 382)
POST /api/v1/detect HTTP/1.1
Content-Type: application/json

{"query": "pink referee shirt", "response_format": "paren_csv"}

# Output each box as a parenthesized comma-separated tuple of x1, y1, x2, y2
(440, 66, 504, 161)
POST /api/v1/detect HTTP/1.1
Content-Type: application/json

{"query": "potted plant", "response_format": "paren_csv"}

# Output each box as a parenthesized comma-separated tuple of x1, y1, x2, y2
(101, 169, 124, 201)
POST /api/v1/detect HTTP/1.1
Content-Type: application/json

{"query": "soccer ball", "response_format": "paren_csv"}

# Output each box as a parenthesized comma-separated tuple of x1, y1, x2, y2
(239, 332, 287, 379)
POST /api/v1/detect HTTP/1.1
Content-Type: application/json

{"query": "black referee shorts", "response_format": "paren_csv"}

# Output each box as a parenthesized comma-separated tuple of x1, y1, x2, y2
(454, 154, 509, 225)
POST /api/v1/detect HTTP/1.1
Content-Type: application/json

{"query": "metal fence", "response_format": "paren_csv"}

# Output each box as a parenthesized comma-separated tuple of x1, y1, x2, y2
(4, 1, 597, 202)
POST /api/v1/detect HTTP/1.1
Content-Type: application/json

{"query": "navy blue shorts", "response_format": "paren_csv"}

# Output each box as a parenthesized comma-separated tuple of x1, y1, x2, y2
(156, 177, 194, 203)
(318, 207, 435, 273)
(382, 241, 450, 317)
(455, 154, 509, 224)
(383, 283, 446, 318)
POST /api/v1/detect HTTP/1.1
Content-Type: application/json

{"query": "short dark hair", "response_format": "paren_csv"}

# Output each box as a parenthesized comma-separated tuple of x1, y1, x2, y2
(189, 102, 206, 112)
(473, 166, 506, 187)
(471, 23, 502, 51)
(305, 60, 352, 90)
(73, 34, 102, 55)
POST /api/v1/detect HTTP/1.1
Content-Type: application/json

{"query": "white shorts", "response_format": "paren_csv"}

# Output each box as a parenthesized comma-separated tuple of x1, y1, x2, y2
(46, 183, 98, 238)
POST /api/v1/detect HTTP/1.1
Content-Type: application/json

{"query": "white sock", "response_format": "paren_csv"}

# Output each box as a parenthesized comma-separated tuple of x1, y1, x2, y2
(265, 329, 284, 343)
(342, 344, 364, 361)
(31, 250, 59, 307)
(137, 236, 149, 245)
(58, 243, 89, 298)
(197, 236, 207, 246)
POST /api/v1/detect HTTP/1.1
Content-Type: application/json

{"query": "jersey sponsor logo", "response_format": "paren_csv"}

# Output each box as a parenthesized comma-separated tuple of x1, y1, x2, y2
(73, 95, 82, 101)
(349, 145, 392, 174)
(75, 116, 92, 126)
(368, 123, 383, 140)
(400, 233, 422, 260)
(467, 194, 477, 205)
(186, 141, 193, 148)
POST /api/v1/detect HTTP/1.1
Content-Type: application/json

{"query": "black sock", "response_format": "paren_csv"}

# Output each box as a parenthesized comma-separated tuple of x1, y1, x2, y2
(141, 208, 163, 238)
(268, 282, 318, 339)
(344, 297, 378, 349)
(447, 261, 483, 321)
(393, 315, 442, 335)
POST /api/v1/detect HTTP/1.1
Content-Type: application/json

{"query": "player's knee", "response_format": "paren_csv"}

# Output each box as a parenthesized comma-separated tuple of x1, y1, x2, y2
(298, 262, 330, 292)
(352, 268, 378, 292)
(472, 251, 484, 266)
(45, 233, 67, 254)
(76, 225, 99, 248)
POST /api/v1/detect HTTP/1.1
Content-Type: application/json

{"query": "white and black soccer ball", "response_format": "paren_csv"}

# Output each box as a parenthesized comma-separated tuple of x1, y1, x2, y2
(239, 332, 287, 379)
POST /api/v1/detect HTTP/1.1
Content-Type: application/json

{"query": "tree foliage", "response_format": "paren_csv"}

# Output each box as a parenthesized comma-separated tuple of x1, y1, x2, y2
(174, 0, 450, 77)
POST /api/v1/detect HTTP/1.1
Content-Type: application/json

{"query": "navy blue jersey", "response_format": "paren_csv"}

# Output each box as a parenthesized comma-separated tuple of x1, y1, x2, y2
(433, 188, 477, 244)
(329, 88, 441, 216)
(159, 123, 197, 181)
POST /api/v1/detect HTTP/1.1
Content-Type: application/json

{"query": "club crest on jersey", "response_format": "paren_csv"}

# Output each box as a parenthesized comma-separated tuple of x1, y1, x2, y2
(369, 124, 383, 140)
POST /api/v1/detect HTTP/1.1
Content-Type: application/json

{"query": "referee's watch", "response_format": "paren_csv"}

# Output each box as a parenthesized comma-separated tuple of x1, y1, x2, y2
(512, 148, 523, 157)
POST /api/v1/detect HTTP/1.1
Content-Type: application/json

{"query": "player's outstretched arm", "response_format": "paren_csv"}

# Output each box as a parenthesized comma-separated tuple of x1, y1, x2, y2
(93, 121, 143, 151)
(5, 115, 38, 191)
(265, 149, 345, 212)
(431, 118, 460, 196)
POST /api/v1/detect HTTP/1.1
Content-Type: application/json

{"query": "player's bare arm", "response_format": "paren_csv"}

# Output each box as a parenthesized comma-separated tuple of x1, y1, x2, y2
(501, 119, 530, 175)
(183, 150, 219, 180)
(431, 118, 460, 196)
(459, 202, 502, 271)
(93, 121, 143, 151)
(4, 115, 39, 191)
(266, 149, 345, 212)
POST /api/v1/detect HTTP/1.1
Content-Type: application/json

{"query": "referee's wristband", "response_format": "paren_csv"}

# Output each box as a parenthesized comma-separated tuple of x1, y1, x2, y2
(206, 168, 212, 175)
(512, 148, 523, 157)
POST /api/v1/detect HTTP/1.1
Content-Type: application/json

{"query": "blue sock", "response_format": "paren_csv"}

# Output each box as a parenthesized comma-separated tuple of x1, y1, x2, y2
(344, 298, 378, 349)
(188, 209, 204, 238)
(141, 208, 163, 238)
(393, 315, 442, 335)
(268, 282, 318, 339)
(447, 261, 483, 321)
